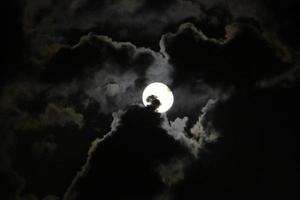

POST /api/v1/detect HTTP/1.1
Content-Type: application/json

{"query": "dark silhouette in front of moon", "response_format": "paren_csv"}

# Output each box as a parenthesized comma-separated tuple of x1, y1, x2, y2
(146, 95, 161, 111)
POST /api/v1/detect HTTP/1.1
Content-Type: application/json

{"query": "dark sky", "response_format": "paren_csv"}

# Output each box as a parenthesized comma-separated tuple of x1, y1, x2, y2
(1, 0, 300, 200)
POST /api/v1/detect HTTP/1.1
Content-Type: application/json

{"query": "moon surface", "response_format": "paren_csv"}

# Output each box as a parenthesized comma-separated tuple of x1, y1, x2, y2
(142, 82, 174, 113)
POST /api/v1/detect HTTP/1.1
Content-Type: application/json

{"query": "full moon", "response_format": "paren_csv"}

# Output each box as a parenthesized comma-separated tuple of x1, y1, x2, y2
(142, 82, 174, 113)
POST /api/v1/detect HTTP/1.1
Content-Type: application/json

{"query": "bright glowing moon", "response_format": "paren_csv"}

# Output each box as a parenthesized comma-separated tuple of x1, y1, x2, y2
(142, 82, 174, 113)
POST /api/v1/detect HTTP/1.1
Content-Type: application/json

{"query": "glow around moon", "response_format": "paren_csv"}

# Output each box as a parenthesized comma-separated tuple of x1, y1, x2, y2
(142, 82, 174, 113)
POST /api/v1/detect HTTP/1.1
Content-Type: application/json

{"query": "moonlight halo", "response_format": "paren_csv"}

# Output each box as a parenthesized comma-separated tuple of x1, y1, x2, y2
(142, 82, 174, 113)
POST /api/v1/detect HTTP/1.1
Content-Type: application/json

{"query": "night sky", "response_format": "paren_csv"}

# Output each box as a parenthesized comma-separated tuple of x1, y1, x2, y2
(1, 0, 300, 199)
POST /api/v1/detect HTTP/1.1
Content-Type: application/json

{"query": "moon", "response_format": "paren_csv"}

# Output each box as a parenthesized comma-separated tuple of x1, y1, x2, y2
(142, 82, 174, 113)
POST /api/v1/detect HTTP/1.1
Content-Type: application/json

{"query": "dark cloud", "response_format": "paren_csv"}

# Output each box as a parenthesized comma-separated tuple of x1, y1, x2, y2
(168, 81, 300, 199)
(64, 110, 124, 200)
(42, 195, 60, 200)
(31, 134, 58, 158)
(3, 0, 300, 199)
(0, 117, 26, 200)
(22, 0, 291, 58)
(23, 0, 205, 58)
(162, 22, 290, 88)
(64, 98, 220, 199)
(258, 1, 300, 51)
(64, 106, 192, 199)
(0, 81, 92, 198)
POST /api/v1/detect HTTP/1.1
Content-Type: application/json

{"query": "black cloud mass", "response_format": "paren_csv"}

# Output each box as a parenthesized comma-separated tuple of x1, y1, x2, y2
(1, 0, 300, 199)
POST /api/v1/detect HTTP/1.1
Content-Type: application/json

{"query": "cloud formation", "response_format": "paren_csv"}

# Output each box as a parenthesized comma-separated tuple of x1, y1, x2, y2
(63, 94, 221, 199)
(63, 110, 124, 200)
(3, 1, 300, 199)
(63, 105, 195, 199)
(162, 22, 289, 87)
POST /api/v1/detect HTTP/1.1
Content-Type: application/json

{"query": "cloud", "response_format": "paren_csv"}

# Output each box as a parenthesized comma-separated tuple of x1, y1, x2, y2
(5, 19, 291, 199)
(41, 27, 242, 117)
(63, 105, 195, 200)
(11, 103, 84, 131)
(1, 22, 236, 198)
(31, 134, 58, 158)
(166, 80, 300, 199)
(63, 94, 222, 199)
(42, 195, 60, 200)
(6, 1, 300, 199)
(0, 115, 27, 200)
(42, 104, 84, 128)
(190, 98, 219, 142)
(63, 110, 124, 200)
(162, 98, 220, 156)
(162, 116, 199, 156)
(0, 79, 85, 130)
(23, 0, 205, 55)
(44, 33, 174, 114)
(170, 81, 224, 116)
(22, 0, 300, 80)
(0, 80, 88, 198)
(157, 157, 190, 187)
(162, 22, 289, 87)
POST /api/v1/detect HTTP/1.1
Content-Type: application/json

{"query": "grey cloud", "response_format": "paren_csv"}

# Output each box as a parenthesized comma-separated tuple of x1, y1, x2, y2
(162, 116, 200, 156)
(162, 98, 220, 156)
(105, 83, 121, 97)
(85, 66, 141, 113)
(145, 53, 174, 85)
(0, 81, 45, 112)
(42, 104, 84, 128)
(190, 99, 219, 143)
(157, 157, 190, 187)
(13, 103, 84, 131)
(84, 62, 172, 113)
(41, 25, 236, 117)
(51, 34, 175, 114)
(45, 28, 232, 116)
(0, 80, 84, 131)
